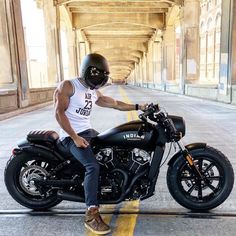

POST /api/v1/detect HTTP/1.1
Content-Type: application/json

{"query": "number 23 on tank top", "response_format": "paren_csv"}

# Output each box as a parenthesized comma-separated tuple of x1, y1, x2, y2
(75, 93, 92, 116)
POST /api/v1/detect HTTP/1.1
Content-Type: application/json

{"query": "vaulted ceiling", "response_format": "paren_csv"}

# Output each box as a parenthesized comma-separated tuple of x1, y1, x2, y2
(56, 0, 183, 82)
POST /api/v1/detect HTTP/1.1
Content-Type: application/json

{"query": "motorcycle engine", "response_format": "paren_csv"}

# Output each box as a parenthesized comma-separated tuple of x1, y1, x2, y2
(95, 148, 152, 173)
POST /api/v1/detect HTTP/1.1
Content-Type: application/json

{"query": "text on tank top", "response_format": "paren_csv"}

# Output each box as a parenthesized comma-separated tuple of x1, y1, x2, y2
(59, 78, 98, 139)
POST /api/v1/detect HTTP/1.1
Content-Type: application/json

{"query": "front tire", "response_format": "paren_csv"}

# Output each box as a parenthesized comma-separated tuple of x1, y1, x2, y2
(4, 153, 62, 210)
(167, 146, 234, 211)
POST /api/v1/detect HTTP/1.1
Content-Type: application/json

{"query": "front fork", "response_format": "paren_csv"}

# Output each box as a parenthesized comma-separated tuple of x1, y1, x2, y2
(176, 141, 204, 180)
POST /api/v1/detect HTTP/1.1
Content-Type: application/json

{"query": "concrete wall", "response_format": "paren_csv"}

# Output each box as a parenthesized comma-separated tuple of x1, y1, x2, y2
(0, 1, 78, 115)
(29, 87, 56, 106)
(0, 90, 18, 114)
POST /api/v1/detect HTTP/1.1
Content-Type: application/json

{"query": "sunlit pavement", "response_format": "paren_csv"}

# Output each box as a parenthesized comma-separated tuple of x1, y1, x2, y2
(0, 85, 236, 236)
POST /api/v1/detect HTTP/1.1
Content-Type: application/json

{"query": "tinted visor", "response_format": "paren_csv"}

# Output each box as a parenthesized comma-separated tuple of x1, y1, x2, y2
(84, 66, 109, 89)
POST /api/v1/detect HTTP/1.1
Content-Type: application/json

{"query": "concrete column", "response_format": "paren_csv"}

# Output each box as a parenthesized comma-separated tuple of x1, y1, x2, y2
(133, 63, 138, 85)
(134, 63, 137, 85)
(12, 0, 30, 107)
(56, 5, 64, 82)
(139, 57, 143, 86)
(163, 26, 175, 83)
(231, 0, 236, 86)
(142, 52, 147, 87)
(182, 0, 200, 84)
(153, 41, 163, 89)
(43, 0, 59, 86)
(218, 0, 233, 102)
(146, 41, 154, 88)
(59, 6, 76, 79)
(130, 70, 135, 85)
(231, 0, 236, 104)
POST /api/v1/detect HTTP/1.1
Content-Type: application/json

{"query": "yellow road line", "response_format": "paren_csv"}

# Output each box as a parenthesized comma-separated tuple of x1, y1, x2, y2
(112, 86, 140, 236)
(86, 86, 140, 235)
(112, 200, 139, 236)
(118, 87, 139, 121)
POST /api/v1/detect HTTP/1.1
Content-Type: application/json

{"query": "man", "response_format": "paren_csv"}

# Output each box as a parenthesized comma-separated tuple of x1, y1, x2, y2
(54, 53, 146, 234)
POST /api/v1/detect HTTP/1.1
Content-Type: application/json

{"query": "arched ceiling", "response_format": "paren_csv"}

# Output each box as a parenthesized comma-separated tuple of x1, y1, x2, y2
(56, 0, 183, 82)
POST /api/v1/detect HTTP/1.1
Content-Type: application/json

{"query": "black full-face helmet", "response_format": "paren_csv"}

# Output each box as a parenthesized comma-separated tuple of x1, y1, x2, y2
(80, 53, 110, 89)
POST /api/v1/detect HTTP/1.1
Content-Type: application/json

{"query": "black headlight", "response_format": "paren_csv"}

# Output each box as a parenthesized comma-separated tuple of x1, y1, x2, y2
(168, 115, 186, 137)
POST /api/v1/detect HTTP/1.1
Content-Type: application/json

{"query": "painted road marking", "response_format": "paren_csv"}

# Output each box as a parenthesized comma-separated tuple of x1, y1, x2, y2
(86, 86, 140, 235)
(112, 86, 140, 236)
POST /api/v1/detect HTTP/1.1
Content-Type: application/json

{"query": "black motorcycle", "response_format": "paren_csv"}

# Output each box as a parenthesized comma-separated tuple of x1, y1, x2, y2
(4, 104, 234, 211)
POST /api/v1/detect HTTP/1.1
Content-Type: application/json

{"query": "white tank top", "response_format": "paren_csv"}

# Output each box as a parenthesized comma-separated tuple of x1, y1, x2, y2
(59, 78, 98, 139)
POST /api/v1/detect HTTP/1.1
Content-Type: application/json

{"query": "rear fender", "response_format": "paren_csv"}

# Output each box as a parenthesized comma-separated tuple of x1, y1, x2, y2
(168, 143, 206, 167)
(13, 144, 64, 162)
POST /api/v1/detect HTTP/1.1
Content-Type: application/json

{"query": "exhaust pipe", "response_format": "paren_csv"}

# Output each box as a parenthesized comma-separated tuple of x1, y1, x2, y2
(57, 191, 85, 202)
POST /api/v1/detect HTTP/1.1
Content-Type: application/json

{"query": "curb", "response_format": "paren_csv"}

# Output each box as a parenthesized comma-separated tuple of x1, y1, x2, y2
(0, 101, 53, 121)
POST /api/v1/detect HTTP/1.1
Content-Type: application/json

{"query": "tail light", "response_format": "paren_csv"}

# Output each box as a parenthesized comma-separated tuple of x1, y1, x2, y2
(12, 148, 22, 156)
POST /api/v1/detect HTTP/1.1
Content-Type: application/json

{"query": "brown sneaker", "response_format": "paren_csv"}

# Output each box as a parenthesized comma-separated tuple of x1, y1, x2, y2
(85, 207, 111, 235)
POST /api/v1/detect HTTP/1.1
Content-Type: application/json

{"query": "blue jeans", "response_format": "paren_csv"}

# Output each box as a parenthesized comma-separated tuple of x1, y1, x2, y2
(61, 129, 99, 207)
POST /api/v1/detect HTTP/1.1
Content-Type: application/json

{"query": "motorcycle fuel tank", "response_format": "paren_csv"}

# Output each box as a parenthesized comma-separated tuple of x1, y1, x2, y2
(94, 120, 156, 149)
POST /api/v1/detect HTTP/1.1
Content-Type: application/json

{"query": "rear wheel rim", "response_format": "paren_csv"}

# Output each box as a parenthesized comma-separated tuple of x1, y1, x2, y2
(15, 159, 55, 200)
(19, 165, 49, 196)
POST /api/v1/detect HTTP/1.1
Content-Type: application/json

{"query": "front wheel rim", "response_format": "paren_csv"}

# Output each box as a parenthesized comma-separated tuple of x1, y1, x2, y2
(178, 157, 225, 203)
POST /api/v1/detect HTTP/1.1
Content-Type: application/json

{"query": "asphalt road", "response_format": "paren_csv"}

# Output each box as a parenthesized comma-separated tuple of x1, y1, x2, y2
(0, 85, 236, 236)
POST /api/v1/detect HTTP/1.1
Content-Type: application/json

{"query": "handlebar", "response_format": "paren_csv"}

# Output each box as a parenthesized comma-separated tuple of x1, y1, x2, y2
(138, 103, 181, 141)
(138, 103, 159, 121)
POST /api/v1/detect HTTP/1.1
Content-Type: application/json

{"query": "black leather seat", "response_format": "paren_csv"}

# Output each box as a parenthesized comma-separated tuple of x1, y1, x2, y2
(27, 130, 59, 144)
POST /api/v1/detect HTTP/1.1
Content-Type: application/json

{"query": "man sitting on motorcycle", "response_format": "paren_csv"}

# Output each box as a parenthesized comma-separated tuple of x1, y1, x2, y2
(54, 53, 146, 235)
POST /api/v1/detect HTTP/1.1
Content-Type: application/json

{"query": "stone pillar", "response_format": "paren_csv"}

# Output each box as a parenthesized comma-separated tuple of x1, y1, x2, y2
(133, 63, 136, 85)
(231, 0, 236, 86)
(182, 0, 200, 84)
(139, 57, 143, 86)
(56, 5, 64, 82)
(218, 0, 233, 102)
(43, 0, 60, 86)
(231, 0, 236, 104)
(153, 40, 163, 89)
(142, 52, 147, 87)
(163, 26, 175, 88)
(12, 0, 30, 107)
(146, 41, 154, 88)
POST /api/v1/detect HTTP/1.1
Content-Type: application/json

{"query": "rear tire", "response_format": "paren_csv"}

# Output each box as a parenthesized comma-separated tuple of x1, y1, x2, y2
(4, 153, 62, 210)
(167, 146, 234, 211)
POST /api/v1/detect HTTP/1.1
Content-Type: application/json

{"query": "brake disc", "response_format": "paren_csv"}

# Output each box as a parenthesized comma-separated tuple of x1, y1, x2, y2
(19, 165, 49, 196)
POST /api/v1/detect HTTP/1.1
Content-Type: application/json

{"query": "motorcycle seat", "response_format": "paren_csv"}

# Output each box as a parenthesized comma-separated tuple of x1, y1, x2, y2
(27, 130, 59, 144)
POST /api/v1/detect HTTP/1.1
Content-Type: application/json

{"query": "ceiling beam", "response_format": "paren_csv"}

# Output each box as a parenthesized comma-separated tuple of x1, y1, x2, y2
(91, 42, 147, 53)
(70, 7, 168, 14)
(73, 13, 165, 29)
(57, 0, 181, 6)
(67, 2, 171, 8)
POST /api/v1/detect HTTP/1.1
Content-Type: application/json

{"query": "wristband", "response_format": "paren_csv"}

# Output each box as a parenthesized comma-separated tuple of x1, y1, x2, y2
(135, 104, 139, 110)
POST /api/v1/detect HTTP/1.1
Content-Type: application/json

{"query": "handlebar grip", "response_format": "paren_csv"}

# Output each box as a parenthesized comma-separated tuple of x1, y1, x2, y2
(139, 104, 159, 121)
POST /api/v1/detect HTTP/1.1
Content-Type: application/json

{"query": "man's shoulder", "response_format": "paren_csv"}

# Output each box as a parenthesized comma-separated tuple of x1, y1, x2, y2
(57, 80, 74, 97)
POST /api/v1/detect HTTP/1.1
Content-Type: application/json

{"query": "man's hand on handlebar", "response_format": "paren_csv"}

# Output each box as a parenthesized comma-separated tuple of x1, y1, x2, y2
(139, 103, 149, 111)
(139, 103, 160, 121)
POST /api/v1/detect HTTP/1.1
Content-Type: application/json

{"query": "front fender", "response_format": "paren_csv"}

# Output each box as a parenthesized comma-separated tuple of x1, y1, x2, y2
(168, 143, 206, 167)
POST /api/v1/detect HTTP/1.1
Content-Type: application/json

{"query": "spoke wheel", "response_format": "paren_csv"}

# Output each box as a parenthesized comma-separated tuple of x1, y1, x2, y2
(178, 157, 223, 203)
(5, 153, 62, 210)
(167, 146, 234, 211)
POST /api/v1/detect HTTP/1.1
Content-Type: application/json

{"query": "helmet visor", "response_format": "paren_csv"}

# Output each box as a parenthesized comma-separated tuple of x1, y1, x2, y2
(84, 66, 109, 89)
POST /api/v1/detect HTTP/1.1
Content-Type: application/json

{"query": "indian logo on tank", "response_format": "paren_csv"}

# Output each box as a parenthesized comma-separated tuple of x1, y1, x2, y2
(123, 132, 145, 140)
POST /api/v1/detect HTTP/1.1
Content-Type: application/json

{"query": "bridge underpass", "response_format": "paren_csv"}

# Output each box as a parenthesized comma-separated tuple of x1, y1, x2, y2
(1, 0, 236, 117)
(0, 85, 236, 235)
(0, 0, 236, 235)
